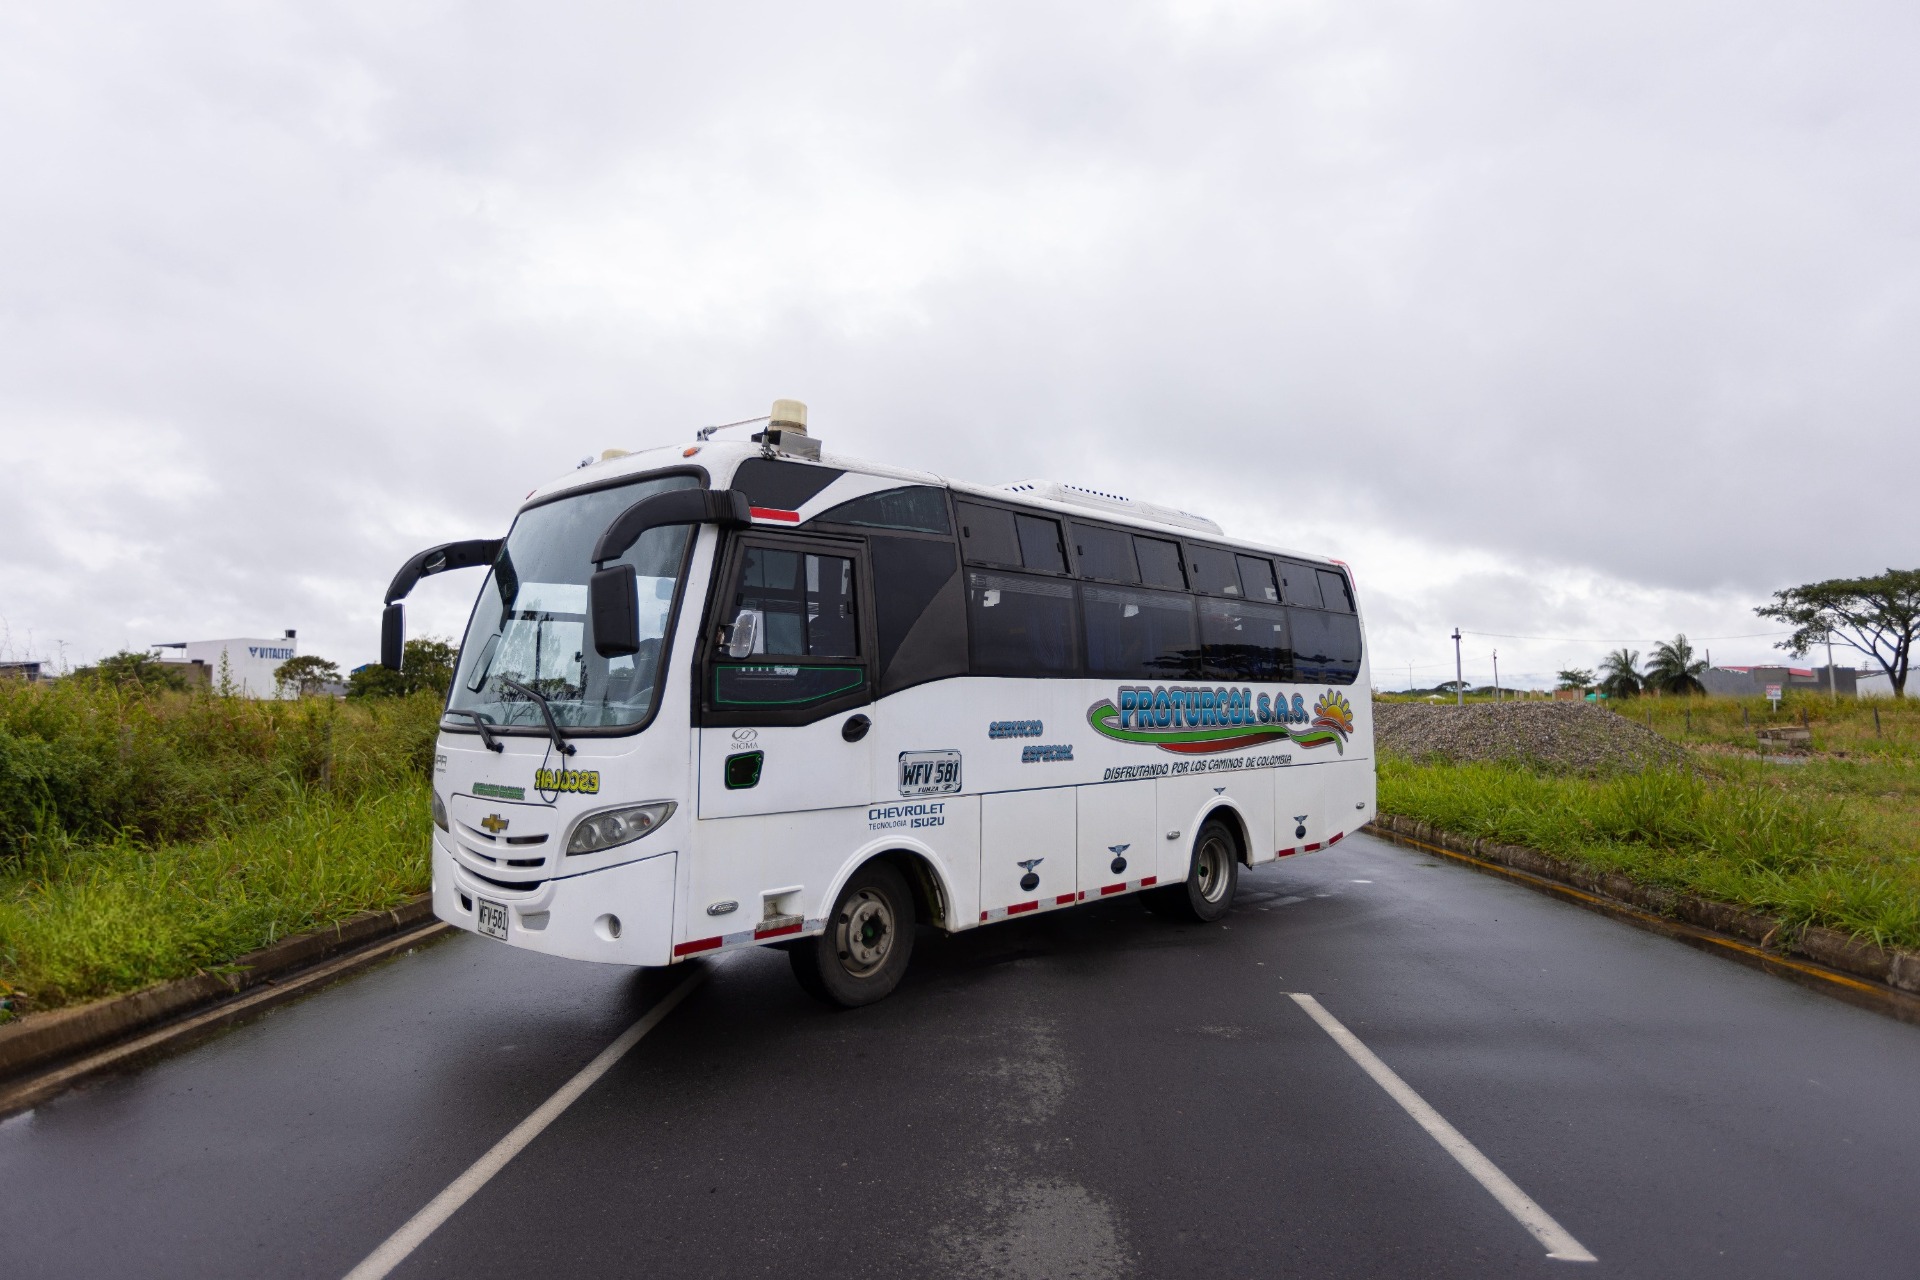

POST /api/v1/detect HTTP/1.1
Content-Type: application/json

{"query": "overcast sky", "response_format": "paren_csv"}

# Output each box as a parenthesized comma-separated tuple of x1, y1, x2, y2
(2, 1, 1915, 689)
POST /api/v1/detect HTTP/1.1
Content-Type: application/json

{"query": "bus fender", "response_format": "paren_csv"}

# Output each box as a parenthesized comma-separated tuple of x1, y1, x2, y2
(1191, 798, 1254, 868)
(821, 837, 958, 934)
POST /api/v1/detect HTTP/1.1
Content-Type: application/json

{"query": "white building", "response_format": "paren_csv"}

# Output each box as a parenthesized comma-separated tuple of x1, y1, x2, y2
(152, 631, 299, 698)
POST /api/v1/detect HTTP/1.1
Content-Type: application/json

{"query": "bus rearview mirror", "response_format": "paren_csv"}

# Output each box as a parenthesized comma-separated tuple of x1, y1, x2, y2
(590, 566, 641, 658)
(724, 609, 759, 659)
(381, 603, 404, 671)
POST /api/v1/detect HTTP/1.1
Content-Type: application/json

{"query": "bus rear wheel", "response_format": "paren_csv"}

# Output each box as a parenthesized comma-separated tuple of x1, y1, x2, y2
(790, 859, 915, 1008)
(1150, 818, 1240, 923)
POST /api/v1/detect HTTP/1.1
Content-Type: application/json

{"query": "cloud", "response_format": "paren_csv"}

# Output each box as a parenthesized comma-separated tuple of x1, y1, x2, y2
(0, 0, 1914, 683)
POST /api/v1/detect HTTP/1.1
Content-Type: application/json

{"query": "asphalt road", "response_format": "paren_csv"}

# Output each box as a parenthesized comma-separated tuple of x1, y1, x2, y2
(5, 830, 1920, 1279)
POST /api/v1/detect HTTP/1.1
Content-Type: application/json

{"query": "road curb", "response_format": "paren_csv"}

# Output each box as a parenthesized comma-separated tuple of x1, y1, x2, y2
(0, 896, 451, 1114)
(1363, 816, 1920, 1026)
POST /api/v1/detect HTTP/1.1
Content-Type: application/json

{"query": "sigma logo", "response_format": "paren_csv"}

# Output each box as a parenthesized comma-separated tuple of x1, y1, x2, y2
(731, 728, 759, 746)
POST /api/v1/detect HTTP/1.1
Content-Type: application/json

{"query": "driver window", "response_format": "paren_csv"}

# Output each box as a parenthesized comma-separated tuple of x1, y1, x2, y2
(729, 547, 859, 658)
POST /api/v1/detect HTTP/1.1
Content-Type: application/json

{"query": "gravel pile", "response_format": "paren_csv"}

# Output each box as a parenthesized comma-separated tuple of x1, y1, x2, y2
(1373, 700, 1690, 772)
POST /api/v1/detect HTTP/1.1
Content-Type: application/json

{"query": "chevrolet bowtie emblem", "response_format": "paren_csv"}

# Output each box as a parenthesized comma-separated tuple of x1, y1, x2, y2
(480, 813, 509, 835)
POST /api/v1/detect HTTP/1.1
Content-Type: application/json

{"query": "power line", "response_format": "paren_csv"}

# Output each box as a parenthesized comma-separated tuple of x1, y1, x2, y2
(1459, 629, 1794, 644)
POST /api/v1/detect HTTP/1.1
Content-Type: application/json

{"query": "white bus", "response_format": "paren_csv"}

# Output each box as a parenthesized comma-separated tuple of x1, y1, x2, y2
(385, 402, 1374, 1007)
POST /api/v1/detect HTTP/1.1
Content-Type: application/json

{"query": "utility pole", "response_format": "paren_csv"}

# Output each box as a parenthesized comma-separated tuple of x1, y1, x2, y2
(1452, 628, 1463, 705)
(1827, 624, 1837, 703)
(1492, 649, 1500, 702)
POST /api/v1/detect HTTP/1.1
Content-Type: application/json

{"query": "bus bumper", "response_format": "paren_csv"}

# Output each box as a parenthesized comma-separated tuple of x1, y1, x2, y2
(432, 837, 678, 967)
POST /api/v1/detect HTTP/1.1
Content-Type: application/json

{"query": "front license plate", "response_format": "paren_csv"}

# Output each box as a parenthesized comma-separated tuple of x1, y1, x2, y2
(477, 897, 509, 940)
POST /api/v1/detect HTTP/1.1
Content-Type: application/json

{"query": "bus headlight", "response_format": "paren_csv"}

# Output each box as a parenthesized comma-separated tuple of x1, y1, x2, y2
(567, 801, 676, 855)
(431, 790, 449, 832)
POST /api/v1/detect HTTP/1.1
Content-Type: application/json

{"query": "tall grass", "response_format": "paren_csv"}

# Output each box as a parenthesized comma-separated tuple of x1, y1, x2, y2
(0, 680, 444, 1015)
(1379, 754, 1920, 949)
(0, 783, 430, 1009)
(0, 678, 441, 862)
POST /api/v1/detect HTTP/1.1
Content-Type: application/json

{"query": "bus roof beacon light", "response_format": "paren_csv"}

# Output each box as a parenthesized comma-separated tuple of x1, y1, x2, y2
(753, 398, 820, 460)
(769, 399, 807, 434)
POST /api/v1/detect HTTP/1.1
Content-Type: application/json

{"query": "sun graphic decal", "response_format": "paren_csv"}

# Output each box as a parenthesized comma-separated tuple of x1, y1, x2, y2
(1310, 691, 1355, 738)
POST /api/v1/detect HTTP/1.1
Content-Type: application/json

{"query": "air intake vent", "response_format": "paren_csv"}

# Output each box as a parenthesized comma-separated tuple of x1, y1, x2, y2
(992, 480, 1223, 535)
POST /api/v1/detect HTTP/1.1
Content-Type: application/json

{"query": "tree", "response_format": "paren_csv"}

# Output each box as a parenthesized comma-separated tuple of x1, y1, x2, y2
(274, 655, 342, 697)
(347, 637, 458, 699)
(1556, 668, 1596, 692)
(1756, 569, 1920, 698)
(1644, 634, 1707, 696)
(72, 650, 189, 691)
(1597, 648, 1642, 700)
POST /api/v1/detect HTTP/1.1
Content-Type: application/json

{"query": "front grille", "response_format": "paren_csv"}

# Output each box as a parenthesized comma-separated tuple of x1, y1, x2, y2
(467, 868, 548, 892)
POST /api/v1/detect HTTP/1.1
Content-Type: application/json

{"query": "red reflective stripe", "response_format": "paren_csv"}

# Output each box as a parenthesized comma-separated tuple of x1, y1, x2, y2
(1100, 883, 1126, 896)
(1329, 831, 1345, 845)
(754, 922, 802, 940)
(749, 507, 800, 522)
(1056, 893, 1076, 905)
(674, 936, 723, 957)
(1077, 890, 1087, 901)
(980, 911, 991, 922)
(1276, 847, 1297, 857)
(1006, 901, 1040, 915)
(1304, 842, 1322, 852)
(1140, 876, 1158, 887)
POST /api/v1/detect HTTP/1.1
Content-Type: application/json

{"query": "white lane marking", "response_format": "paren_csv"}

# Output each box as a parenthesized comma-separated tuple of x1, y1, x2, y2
(1289, 993, 1597, 1263)
(343, 968, 708, 1280)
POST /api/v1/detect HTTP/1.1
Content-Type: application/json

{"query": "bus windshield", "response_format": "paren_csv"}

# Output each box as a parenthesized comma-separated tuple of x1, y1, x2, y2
(447, 472, 703, 731)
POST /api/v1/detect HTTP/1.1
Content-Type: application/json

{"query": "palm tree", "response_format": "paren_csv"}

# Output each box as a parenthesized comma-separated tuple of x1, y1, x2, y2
(1645, 633, 1708, 696)
(1598, 648, 1642, 699)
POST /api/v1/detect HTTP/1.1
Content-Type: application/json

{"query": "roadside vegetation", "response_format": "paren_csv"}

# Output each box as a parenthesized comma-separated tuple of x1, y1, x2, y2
(1379, 694, 1920, 951)
(0, 649, 447, 1019)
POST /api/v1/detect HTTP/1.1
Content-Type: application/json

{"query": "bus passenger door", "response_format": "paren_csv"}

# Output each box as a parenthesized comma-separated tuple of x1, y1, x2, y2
(697, 534, 876, 819)
(981, 789, 1077, 919)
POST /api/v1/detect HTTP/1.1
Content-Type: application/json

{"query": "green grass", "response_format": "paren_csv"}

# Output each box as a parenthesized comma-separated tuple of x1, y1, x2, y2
(0, 681, 443, 1017)
(1379, 701, 1920, 950)
(0, 783, 429, 1010)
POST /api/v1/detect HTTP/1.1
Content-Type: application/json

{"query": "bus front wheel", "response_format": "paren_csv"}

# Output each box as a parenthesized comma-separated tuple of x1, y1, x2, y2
(1150, 818, 1240, 923)
(790, 859, 916, 1008)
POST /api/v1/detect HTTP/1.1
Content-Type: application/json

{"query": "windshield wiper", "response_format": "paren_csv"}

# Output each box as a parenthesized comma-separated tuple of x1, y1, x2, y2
(500, 677, 578, 757)
(443, 709, 504, 753)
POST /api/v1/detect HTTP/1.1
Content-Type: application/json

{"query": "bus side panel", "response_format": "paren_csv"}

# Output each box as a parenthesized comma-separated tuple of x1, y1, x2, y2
(1275, 764, 1329, 854)
(684, 808, 869, 942)
(1076, 780, 1157, 896)
(981, 787, 1076, 918)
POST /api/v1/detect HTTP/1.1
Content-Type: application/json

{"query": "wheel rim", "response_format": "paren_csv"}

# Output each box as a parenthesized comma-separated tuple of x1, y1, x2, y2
(1195, 833, 1231, 903)
(836, 888, 895, 977)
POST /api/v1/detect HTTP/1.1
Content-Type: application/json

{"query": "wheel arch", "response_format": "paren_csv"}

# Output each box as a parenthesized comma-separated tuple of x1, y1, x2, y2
(822, 838, 956, 932)
(1196, 799, 1253, 867)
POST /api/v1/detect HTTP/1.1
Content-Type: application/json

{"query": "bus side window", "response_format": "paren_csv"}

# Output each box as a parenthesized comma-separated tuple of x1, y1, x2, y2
(956, 501, 1022, 567)
(1198, 599, 1289, 681)
(1317, 568, 1355, 613)
(869, 534, 967, 694)
(1237, 555, 1280, 603)
(731, 547, 859, 658)
(1072, 523, 1139, 583)
(1082, 585, 1197, 679)
(1278, 560, 1323, 608)
(1186, 544, 1239, 596)
(967, 571, 1080, 676)
(814, 485, 952, 534)
(1134, 536, 1186, 590)
(1290, 608, 1362, 684)
(1014, 514, 1068, 574)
